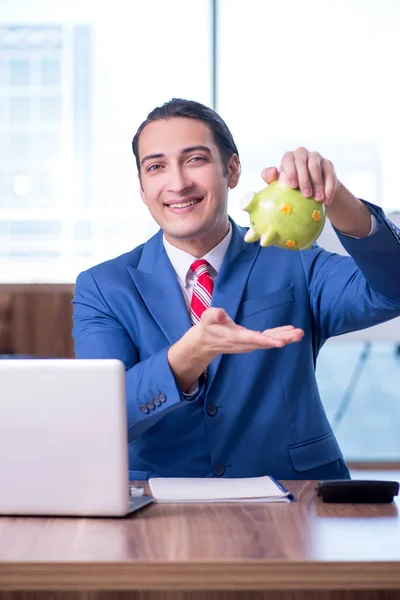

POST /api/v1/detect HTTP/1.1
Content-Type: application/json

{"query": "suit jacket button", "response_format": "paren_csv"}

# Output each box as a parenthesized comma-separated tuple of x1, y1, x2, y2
(213, 463, 225, 477)
(140, 405, 150, 414)
(206, 404, 218, 417)
(158, 393, 166, 403)
(153, 397, 161, 407)
(146, 401, 155, 410)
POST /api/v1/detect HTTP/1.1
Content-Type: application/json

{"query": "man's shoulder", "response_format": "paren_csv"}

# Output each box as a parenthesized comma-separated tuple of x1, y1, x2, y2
(76, 238, 152, 285)
(93, 245, 144, 272)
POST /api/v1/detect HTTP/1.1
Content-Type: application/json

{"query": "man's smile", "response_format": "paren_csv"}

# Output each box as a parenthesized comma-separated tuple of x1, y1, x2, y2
(164, 196, 204, 212)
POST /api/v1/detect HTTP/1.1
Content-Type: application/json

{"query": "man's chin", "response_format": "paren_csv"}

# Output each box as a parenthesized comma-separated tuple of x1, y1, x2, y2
(163, 221, 212, 241)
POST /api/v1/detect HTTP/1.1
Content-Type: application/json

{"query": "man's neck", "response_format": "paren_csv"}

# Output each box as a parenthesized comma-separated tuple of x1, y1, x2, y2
(164, 223, 231, 258)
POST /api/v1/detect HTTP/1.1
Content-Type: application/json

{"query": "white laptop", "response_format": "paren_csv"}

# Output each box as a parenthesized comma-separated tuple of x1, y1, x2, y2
(0, 358, 153, 517)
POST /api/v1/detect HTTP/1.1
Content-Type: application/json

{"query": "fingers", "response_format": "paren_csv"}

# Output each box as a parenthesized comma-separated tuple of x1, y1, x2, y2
(219, 320, 304, 352)
(263, 325, 296, 332)
(280, 150, 303, 191)
(201, 307, 232, 325)
(280, 147, 337, 204)
(237, 328, 287, 349)
(278, 171, 290, 185)
(263, 328, 304, 343)
(200, 308, 304, 354)
(307, 152, 324, 201)
(321, 158, 338, 204)
(243, 326, 304, 350)
(281, 147, 314, 198)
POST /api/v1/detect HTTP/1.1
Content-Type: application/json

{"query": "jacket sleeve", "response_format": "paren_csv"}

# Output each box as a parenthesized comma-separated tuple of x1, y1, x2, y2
(300, 201, 400, 342)
(72, 270, 204, 441)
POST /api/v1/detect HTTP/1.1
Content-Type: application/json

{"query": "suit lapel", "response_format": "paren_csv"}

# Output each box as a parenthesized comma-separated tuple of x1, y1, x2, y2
(206, 220, 260, 391)
(126, 222, 259, 391)
(127, 231, 191, 345)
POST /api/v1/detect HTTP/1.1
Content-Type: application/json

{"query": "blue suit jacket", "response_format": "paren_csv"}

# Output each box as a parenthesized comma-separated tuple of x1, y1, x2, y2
(72, 202, 400, 480)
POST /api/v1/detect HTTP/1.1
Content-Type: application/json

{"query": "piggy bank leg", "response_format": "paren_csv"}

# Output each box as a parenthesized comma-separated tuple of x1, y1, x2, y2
(260, 227, 277, 247)
(244, 227, 261, 243)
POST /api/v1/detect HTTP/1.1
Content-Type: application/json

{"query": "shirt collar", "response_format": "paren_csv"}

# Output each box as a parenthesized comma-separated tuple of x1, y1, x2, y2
(163, 223, 232, 287)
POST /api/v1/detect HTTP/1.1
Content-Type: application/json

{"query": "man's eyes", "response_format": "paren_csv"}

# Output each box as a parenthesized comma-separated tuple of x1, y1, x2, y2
(189, 155, 207, 163)
(147, 164, 162, 172)
(146, 156, 207, 172)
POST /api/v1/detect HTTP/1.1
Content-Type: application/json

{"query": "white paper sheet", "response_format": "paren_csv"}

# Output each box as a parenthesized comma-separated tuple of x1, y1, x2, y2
(149, 475, 293, 503)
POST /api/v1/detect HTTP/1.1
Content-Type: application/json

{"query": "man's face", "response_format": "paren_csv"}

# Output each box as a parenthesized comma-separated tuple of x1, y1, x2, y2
(138, 117, 240, 250)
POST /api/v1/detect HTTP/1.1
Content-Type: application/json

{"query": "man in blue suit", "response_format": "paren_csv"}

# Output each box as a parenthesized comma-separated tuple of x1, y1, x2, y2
(72, 98, 400, 481)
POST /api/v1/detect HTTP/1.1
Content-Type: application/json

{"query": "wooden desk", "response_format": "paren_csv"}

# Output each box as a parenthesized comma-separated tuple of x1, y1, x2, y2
(0, 479, 399, 600)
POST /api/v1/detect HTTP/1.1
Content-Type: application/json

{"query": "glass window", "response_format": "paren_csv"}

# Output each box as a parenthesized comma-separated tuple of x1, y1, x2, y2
(0, 135, 8, 163)
(10, 97, 31, 123)
(218, 0, 400, 222)
(0, 172, 13, 206)
(40, 58, 61, 86)
(9, 221, 61, 238)
(9, 134, 30, 164)
(0, 1, 211, 283)
(9, 58, 30, 85)
(37, 172, 59, 205)
(0, 221, 10, 235)
(31, 134, 61, 162)
(73, 221, 91, 241)
(3, 250, 62, 259)
(12, 172, 34, 198)
(38, 97, 61, 122)
(317, 340, 400, 461)
(0, 60, 7, 86)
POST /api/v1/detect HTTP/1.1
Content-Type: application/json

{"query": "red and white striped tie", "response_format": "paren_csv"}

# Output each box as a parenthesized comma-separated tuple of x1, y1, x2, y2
(190, 259, 214, 325)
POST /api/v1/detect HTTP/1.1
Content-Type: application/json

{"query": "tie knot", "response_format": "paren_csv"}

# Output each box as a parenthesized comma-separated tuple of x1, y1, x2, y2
(190, 259, 210, 278)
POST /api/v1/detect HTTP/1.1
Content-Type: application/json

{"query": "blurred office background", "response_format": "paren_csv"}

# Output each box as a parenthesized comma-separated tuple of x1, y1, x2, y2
(0, 0, 399, 464)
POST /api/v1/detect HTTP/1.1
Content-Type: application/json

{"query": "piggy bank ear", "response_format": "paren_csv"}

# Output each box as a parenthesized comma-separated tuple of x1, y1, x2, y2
(239, 191, 257, 213)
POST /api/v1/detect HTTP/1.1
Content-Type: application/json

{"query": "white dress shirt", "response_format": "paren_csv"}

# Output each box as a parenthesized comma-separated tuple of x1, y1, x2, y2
(163, 224, 232, 396)
(163, 223, 232, 311)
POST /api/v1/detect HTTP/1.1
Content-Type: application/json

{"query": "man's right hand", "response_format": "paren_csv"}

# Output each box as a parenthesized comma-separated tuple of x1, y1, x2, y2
(167, 307, 304, 393)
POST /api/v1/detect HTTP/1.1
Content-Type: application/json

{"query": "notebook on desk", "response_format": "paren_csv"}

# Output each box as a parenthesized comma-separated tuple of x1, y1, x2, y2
(149, 475, 293, 503)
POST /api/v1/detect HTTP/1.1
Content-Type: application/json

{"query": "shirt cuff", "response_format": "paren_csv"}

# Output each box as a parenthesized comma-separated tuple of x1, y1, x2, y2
(182, 380, 199, 397)
(338, 213, 378, 239)
(369, 213, 379, 235)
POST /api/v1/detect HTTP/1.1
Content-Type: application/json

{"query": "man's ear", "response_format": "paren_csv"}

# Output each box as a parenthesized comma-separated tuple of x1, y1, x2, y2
(227, 154, 240, 190)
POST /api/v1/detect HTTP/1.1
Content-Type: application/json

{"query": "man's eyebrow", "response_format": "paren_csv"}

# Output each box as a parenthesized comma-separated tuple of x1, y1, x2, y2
(182, 145, 212, 155)
(140, 153, 165, 166)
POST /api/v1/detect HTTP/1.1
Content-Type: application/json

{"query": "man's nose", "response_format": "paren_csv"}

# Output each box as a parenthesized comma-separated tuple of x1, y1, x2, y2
(166, 166, 193, 193)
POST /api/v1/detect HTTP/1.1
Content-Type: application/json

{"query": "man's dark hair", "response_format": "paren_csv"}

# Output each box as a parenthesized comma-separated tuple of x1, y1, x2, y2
(132, 98, 240, 176)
